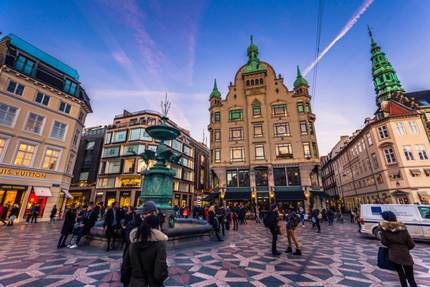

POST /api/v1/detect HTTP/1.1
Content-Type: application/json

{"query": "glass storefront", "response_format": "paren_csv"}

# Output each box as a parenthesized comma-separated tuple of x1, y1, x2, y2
(105, 191, 116, 207)
(0, 184, 26, 217)
(67, 190, 91, 208)
(119, 191, 131, 207)
(24, 190, 47, 218)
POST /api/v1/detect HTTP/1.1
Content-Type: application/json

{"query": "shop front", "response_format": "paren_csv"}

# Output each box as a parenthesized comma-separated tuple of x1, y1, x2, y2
(67, 189, 92, 208)
(23, 187, 52, 218)
(0, 184, 27, 218)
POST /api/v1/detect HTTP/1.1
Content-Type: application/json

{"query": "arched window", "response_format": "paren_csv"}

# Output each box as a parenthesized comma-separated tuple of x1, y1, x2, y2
(251, 79, 254, 85)
(260, 78, 263, 85)
(246, 80, 250, 86)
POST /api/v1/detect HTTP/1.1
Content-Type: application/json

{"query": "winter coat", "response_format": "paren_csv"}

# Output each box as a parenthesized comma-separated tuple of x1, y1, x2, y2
(50, 207, 57, 218)
(379, 220, 415, 266)
(61, 209, 77, 235)
(122, 228, 169, 287)
(286, 211, 299, 230)
(9, 206, 19, 217)
(104, 208, 122, 229)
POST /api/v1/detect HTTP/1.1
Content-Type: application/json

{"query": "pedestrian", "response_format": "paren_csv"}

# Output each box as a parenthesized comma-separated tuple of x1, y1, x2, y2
(104, 201, 122, 251)
(121, 213, 168, 287)
(285, 208, 302, 255)
(225, 207, 232, 230)
(25, 204, 35, 224)
(208, 205, 223, 241)
(327, 208, 335, 226)
(299, 206, 305, 227)
(69, 203, 97, 249)
(7, 204, 19, 226)
(232, 208, 239, 231)
(57, 204, 77, 248)
(379, 211, 417, 287)
(1, 203, 9, 225)
(50, 205, 57, 224)
(351, 208, 357, 223)
(355, 207, 361, 232)
(264, 203, 281, 256)
(216, 206, 226, 236)
(311, 209, 321, 233)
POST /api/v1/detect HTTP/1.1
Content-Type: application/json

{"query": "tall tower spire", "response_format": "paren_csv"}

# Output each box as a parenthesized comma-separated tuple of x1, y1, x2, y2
(209, 78, 221, 99)
(369, 27, 404, 106)
(245, 35, 264, 73)
(294, 65, 309, 88)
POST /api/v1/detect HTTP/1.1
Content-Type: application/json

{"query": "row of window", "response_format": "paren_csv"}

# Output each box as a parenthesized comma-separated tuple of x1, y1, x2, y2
(0, 137, 74, 173)
(212, 142, 317, 163)
(226, 167, 301, 188)
(210, 102, 311, 123)
(0, 102, 78, 143)
(7, 80, 73, 114)
(14, 55, 78, 96)
(378, 121, 419, 140)
(97, 176, 194, 193)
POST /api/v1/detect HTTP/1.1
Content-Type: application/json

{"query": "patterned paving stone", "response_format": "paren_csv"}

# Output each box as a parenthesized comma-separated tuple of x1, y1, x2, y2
(1, 220, 430, 286)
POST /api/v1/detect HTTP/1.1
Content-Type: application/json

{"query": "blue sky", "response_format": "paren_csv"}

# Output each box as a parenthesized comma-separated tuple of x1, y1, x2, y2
(1, 0, 429, 154)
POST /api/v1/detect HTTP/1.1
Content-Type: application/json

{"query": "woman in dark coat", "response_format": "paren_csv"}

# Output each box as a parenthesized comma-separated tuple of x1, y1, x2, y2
(379, 211, 417, 287)
(57, 205, 77, 248)
(121, 214, 168, 287)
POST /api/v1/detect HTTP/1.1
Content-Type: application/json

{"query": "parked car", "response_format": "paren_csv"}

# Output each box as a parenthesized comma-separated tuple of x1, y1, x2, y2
(360, 204, 430, 240)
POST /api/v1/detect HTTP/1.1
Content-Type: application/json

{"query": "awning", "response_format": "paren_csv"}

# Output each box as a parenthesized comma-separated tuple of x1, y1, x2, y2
(62, 189, 73, 199)
(310, 189, 331, 199)
(34, 186, 52, 197)
(225, 191, 251, 201)
(275, 191, 305, 201)
(203, 192, 219, 201)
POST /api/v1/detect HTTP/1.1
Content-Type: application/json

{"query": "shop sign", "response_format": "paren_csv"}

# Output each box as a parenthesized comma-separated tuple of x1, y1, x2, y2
(0, 167, 47, 179)
(0, 184, 27, 191)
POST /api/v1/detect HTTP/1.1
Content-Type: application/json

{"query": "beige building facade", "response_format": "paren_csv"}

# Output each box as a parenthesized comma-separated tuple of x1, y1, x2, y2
(208, 37, 320, 209)
(0, 34, 91, 221)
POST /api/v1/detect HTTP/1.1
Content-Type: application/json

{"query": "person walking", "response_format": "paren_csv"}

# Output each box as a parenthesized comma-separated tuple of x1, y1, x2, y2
(299, 206, 305, 227)
(311, 209, 321, 233)
(57, 204, 77, 248)
(25, 204, 35, 224)
(104, 201, 122, 251)
(50, 205, 57, 224)
(7, 204, 19, 226)
(264, 204, 281, 256)
(327, 208, 335, 226)
(232, 208, 239, 231)
(216, 206, 226, 236)
(379, 211, 417, 287)
(208, 205, 222, 241)
(285, 208, 302, 255)
(121, 214, 168, 287)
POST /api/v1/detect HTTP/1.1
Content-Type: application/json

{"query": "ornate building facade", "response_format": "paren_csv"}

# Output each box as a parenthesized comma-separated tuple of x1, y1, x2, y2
(208, 37, 321, 209)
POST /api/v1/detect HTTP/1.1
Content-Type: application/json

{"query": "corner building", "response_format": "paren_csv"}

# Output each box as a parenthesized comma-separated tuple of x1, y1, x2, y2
(209, 37, 320, 209)
(0, 34, 92, 221)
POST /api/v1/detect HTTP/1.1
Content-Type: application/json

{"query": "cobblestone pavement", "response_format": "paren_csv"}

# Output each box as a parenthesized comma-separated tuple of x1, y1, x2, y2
(0, 220, 429, 287)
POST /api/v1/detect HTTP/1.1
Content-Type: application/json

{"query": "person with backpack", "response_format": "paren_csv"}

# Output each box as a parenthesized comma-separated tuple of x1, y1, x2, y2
(285, 208, 302, 255)
(264, 203, 281, 256)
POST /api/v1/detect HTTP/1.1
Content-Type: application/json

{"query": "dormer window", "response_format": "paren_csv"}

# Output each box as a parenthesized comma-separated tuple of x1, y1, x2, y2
(15, 55, 35, 75)
(64, 79, 77, 96)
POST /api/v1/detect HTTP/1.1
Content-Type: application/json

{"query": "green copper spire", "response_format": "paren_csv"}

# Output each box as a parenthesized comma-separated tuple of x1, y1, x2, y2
(210, 78, 221, 99)
(244, 35, 264, 73)
(294, 65, 309, 88)
(369, 27, 404, 105)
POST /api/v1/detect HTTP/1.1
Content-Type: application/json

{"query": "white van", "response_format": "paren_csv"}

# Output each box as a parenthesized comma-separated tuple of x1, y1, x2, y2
(360, 204, 430, 240)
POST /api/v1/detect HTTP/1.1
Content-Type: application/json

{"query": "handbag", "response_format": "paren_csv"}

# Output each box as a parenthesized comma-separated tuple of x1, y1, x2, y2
(377, 247, 396, 271)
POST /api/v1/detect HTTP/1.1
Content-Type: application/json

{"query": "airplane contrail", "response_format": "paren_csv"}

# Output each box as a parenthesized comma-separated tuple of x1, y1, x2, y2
(303, 0, 375, 76)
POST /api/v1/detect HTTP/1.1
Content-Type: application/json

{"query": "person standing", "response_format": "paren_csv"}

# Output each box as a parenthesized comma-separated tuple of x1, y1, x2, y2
(311, 209, 321, 233)
(299, 206, 305, 227)
(57, 204, 77, 248)
(265, 204, 281, 256)
(104, 201, 122, 251)
(31, 204, 40, 223)
(7, 204, 20, 226)
(216, 206, 226, 237)
(232, 208, 239, 231)
(50, 205, 57, 224)
(121, 213, 168, 287)
(327, 208, 335, 226)
(25, 204, 35, 224)
(208, 205, 222, 241)
(285, 208, 302, 255)
(379, 211, 417, 287)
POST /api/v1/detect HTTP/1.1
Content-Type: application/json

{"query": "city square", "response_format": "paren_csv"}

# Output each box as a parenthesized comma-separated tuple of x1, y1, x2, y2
(1, 0, 430, 286)
(1, 221, 429, 287)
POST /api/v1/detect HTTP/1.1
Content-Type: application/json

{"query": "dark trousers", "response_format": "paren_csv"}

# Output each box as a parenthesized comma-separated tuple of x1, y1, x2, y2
(106, 227, 118, 250)
(393, 263, 417, 287)
(213, 227, 222, 241)
(74, 226, 88, 245)
(220, 221, 225, 236)
(58, 234, 69, 247)
(315, 220, 321, 232)
(31, 214, 38, 223)
(270, 228, 278, 254)
(233, 219, 238, 231)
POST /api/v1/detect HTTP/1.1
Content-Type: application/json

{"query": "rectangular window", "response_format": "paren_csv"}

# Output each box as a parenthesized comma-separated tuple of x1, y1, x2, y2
(255, 169, 268, 186)
(122, 144, 145, 156)
(272, 104, 287, 116)
(312, 142, 319, 158)
(416, 145, 429, 160)
(303, 142, 311, 158)
(64, 79, 77, 96)
(104, 132, 112, 144)
(230, 147, 244, 162)
(366, 133, 373, 146)
(253, 124, 263, 137)
(378, 126, 389, 139)
(123, 159, 135, 174)
(238, 169, 250, 187)
(112, 130, 127, 143)
(15, 55, 35, 75)
(0, 103, 18, 127)
(86, 141, 95, 150)
(7, 80, 24, 96)
(252, 104, 261, 116)
(35, 92, 50, 106)
(24, 113, 45, 134)
(50, 121, 67, 140)
(79, 172, 89, 181)
(396, 122, 406, 135)
(299, 121, 308, 135)
(59, 101, 71, 114)
(183, 145, 193, 157)
(214, 129, 221, 141)
(383, 147, 396, 164)
(42, 148, 61, 170)
(403, 146, 414, 160)
(297, 102, 304, 113)
(103, 147, 120, 158)
(0, 137, 7, 160)
(287, 167, 301, 186)
(229, 127, 243, 140)
(274, 122, 290, 137)
(275, 143, 293, 158)
(72, 129, 80, 146)
(172, 139, 182, 151)
(129, 128, 152, 141)
(214, 149, 221, 163)
(227, 170, 238, 187)
(105, 160, 121, 174)
(255, 144, 265, 160)
(14, 142, 36, 166)
(214, 112, 220, 122)
(229, 109, 243, 121)
(409, 121, 419, 134)
(274, 168, 287, 186)
(371, 153, 379, 169)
